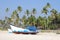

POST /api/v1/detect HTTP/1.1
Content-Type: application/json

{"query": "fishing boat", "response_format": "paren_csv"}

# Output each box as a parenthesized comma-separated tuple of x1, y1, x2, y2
(8, 25, 38, 34)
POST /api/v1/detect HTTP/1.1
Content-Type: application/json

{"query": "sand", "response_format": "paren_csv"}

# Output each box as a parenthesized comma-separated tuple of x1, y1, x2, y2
(0, 31, 60, 40)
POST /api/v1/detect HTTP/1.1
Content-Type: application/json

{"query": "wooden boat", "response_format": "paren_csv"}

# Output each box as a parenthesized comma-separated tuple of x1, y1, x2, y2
(8, 25, 38, 34)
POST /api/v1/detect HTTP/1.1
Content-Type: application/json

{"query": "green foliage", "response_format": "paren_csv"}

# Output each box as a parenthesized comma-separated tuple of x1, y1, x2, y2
(17, 6, 22, 12)
(25, 9, 30, 16)
(32, 8, 36, 14)
(48, 24, 57, 30)
(45, 3, 51, 8)
(42, 8, 48, 14)
(0, 3, 60, 30)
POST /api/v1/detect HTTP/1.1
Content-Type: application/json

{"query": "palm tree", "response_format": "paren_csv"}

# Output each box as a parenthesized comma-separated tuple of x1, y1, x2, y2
(0, 20, 5, 30)
(36, 16, 41, 27)
(25, 9, 30, 18)
(17, 6, 22, 13)
(32, 8, 36, 16)
(44, 3, 51, 9)
(50, 9, 58, 28)
(15, 14, 20, 26)
(5, 8, 11, 28)
(7, 18, 12, 24)
(42, 7, 48, 14)
(41, 3, 51, 29)
(11, 10, 21, 26)
(28, 15, 36, 26)
(50, 9, 57, 20)
(28, 8, 36, 25)
(13, 6, 22, 26)
(0, 20, 4, 27)
(5, 8, 9, 13)
(11, 6, 22, 26)
(42, 3, 50, 14)
(22, 15, 26, 27)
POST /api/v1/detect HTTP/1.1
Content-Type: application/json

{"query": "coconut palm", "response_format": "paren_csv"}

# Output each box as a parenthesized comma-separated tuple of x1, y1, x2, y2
(50, 9, 57, 19)
(25, 9, 30, 18)
(11, 10, 17, 21)
(28, 15, 36, 26)
(50, 9, 58, 29)
(7, 18, 12, 24)
(17, 6, 22, 13)
(11, 12, 20, 27)
(36, 16, 42, 26)
(41, 3, 50, 29)
(28, 8, 36, 25)
(5, 8, 9, 13)
(0, 20, 5, 30)
(0, 20, 4, 27)
(42, 7, 48, 14)
(44, 3, 51, 9)
(22, 15, 27, 27)
(13, 6, 22, 26)
(32, 8, 36, 16)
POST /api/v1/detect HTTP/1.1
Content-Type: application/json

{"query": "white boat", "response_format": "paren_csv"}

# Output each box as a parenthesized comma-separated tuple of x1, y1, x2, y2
(8, 25, 38, 34)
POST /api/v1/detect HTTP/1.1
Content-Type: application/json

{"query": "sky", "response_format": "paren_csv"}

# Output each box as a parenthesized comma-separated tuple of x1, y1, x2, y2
(0, 0, 60, 20)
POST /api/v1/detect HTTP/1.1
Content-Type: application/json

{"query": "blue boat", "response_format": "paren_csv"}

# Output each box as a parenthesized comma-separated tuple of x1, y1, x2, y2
(8, 25, 38, 34)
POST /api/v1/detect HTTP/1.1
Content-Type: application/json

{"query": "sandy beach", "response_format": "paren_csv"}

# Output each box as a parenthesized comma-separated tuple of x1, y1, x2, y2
(0, 31, 60, 40)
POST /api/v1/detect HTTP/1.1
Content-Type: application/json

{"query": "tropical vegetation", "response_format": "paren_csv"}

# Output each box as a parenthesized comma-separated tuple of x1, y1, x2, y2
(0, 3, 60, 30)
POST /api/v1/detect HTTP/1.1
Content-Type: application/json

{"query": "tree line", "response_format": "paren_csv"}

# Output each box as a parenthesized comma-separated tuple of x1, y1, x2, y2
(0, 3, 60, 30)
